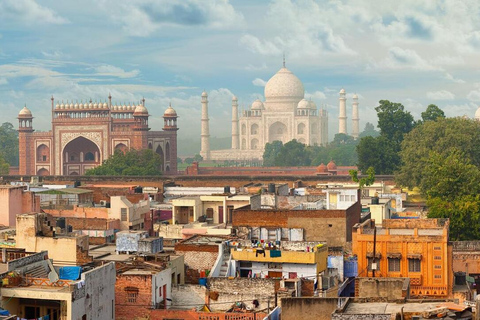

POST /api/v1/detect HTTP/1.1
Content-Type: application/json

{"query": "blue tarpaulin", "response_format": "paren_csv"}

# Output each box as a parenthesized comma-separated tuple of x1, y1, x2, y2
(59, 266, 82, 280)
(0, 309, 9, 315)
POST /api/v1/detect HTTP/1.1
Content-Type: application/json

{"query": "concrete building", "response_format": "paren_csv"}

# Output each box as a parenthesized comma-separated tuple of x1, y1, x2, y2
(201, 62, 331, 161)
(0, 251, 115, 319)
(172, 193, 260, 225)
(0, 185, 39, 227)
(15, 213, 92, 266)
(352, 219, 453, 298)
(17, 97, 178, 176)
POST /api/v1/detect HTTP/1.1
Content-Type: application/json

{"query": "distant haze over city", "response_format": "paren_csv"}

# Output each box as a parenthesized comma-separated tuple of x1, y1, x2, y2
(1, 0, 479, 148)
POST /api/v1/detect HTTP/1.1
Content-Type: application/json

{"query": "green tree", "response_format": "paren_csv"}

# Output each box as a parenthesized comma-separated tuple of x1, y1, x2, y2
(396, 118, 480, 190)
(421, 104, 445, 123)
(358, 122, 380, 138)
(0, 154, 9, 174)
(85, 149, 162, 176)
(177, 157, 183, 164)
(349, 166, 375, 189)
(376, 100, 415, 145)
(331, 133, 356, 145)
(0, 122, 19, 166)
(184, 157, 194, 165)
(193, 154, 203, 162)
(263, 141, 283, 166)
(275, 140, 311, 166)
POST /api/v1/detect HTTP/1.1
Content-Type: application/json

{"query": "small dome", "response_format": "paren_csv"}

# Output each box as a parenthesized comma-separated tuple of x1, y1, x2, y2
(202, 91, 208, 97)
(79, 103, 84, 108)
(164, 105, 177, 117)
(251, 99, 264, 110)
(60, 103, 65, 109)
(89, 102, 93, 108)
(134, 104, 148, 115)
(475, 106, 480, 120)
(297, 99, 310, 109)
(232, 95, 238, 101)
(69, 103, 74, 109)
(352, 93, 358, 99)
(339, 88, 345, 94)
(74, 103, 78, 109)
(309, 100, 317, 109)
(316, 163, 328, 173)
(93, 102, 98, 108)
(55, 104, 60, 109)
(103, 102, 108, 108)
(327, 160, 337, 171)
(18, 106, 32, 117)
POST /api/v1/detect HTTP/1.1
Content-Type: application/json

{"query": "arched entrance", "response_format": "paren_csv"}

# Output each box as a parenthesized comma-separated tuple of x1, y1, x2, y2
(37, 168, 50, 176)
(155, 145, 165, 171)
(115, 143, 128, 153)
(63, 136, 101, 175)
(269, 121, 288, 143)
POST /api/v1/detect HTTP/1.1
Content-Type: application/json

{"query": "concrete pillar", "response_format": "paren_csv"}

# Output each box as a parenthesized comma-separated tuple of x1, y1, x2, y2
(352, 94, 359, 139)
(200, 91, 210, 160)
(231, 96, 239, 149)
(339, 89, 347, 134)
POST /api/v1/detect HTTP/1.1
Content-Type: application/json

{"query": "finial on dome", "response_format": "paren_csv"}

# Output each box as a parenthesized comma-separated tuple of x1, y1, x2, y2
(142, 97, 145, 105)
(283, 53, 285, 68)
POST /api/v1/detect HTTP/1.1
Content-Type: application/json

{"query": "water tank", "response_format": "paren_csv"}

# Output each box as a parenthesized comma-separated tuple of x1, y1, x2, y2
(455, 271, 466, 285)
(268, 183, 275, 193)
(56, 217, 66, 229)
(224, 186, 231, 194)
(371, 197, 379, 205)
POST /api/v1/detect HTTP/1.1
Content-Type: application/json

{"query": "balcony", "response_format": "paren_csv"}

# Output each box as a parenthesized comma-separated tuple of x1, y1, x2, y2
(231, 245, 327, 266)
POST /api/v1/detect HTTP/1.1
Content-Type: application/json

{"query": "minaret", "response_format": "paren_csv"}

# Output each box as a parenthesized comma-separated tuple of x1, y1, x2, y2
(338, 88, 347, 134)
(200, 90, 210, 160)
(231, 95, 239, 149)
(352, 94, 359, 139)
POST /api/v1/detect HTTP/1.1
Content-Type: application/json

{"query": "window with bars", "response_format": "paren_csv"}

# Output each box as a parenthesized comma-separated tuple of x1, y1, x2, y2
(388, 258, 401, 272)
(121, 208, 127, 221)
(125, 287, 139, 303)
(408, 259, 421, 272)
(367, 258, 380, 271)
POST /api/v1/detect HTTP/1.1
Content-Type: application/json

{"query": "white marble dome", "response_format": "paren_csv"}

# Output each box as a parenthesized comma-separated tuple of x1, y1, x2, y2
(18, 106, 32, 117)
(308, 100, 317, 109)
(251, 99, 264, 110)
(297, 99, 310, 109)
(475, 106, 480, 121)
(264, 67, 304, 101)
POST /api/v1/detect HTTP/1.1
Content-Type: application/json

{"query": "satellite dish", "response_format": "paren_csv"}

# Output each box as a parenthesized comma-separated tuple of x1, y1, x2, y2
(48, 271, 59, 283)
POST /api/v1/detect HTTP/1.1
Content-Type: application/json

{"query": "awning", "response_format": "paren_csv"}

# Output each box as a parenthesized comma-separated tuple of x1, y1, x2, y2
(387, 253, 402, 259)
(407, 254, 422, 260)
(366, 252, 382, 259)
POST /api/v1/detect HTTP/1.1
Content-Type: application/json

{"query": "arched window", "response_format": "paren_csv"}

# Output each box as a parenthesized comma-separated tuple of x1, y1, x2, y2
(251, 139, 259, 149)
(84, 152, 95, 161)
(251, 124, 259, 135)
(297, 123, 305, 135)
(241, 124, 246, 135)
(165, 143, 170, 160)
(36, 144, 50, 162)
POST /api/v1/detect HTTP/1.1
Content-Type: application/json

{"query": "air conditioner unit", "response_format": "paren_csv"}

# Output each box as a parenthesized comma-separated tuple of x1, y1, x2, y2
(100, 200, 107, 206)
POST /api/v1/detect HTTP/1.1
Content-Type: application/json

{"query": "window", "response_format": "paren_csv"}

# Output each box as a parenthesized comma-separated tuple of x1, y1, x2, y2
(434, 246, 441, 250)
(121, 208, 127, 221)
(434, 265, 442, 269)
(408, 259, 421, 272)
(388, 258, 400, 272)
(42, 155, 47, 161)
(84, 152, 95, 161)
(434, 275, 442, 279)
(125, 287, 139, 303)
(434, 256, 441, 260)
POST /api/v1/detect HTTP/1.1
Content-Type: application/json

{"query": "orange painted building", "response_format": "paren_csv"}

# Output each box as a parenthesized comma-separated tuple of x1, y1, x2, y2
(17, 96, 178, 176)
(352, 219, 453, 298)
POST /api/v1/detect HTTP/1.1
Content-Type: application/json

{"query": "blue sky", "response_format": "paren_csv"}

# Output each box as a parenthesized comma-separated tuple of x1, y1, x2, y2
(1, 0, 480, 143)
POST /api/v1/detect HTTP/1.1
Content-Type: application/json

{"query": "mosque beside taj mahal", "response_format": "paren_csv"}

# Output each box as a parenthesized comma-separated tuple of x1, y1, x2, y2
(200, 62, 360, 161)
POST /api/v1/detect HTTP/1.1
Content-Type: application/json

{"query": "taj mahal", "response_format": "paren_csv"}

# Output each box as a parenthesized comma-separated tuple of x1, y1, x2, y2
(200, 62, 360, 161)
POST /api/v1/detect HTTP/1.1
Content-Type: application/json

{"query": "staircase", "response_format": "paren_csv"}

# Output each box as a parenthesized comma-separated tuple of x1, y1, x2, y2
(218, 251, 230, 277)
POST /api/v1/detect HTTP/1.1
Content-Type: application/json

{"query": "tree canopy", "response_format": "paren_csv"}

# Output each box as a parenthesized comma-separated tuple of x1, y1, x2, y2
(420, 104, 446, 123)
(395, 116, 480, 240)
(358, 122, 380, 138)
(0, 122, 19, 167)
(85, 149, 163, 176)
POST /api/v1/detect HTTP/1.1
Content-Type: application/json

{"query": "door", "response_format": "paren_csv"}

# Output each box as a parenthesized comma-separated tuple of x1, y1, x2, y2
(227, 205, 234, 224)
(218, 206, 224, 224)
(268, 271, 282, 279)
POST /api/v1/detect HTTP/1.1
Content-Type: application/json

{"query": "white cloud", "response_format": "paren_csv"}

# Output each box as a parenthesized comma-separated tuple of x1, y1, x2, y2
(305, 91, 327, 100)
(0, 78, 8, 85)
(467, 89, 480, 102)
(426, 90, 455, 100)
(93, 65, 140, 78)
(376, 47, 438, 70)
(444, 73, 465, 84)
(0, 0, 68, 25)
(252, 78, 266, 87)
(103, 0, 244, 37)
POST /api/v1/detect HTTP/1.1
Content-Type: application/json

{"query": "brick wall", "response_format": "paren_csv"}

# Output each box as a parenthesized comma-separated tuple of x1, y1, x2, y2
(232, 207, 360, 247)
(115, 274, 153, 320)
(281, 297, 341, 320)
(301, 279, 315, 297)
(356, 278, 410, 301)
(207, 278, 279, 312)
(176, 251, 218, 283)
(43, 206, 109, 219)
(62, 217, 113, 230)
